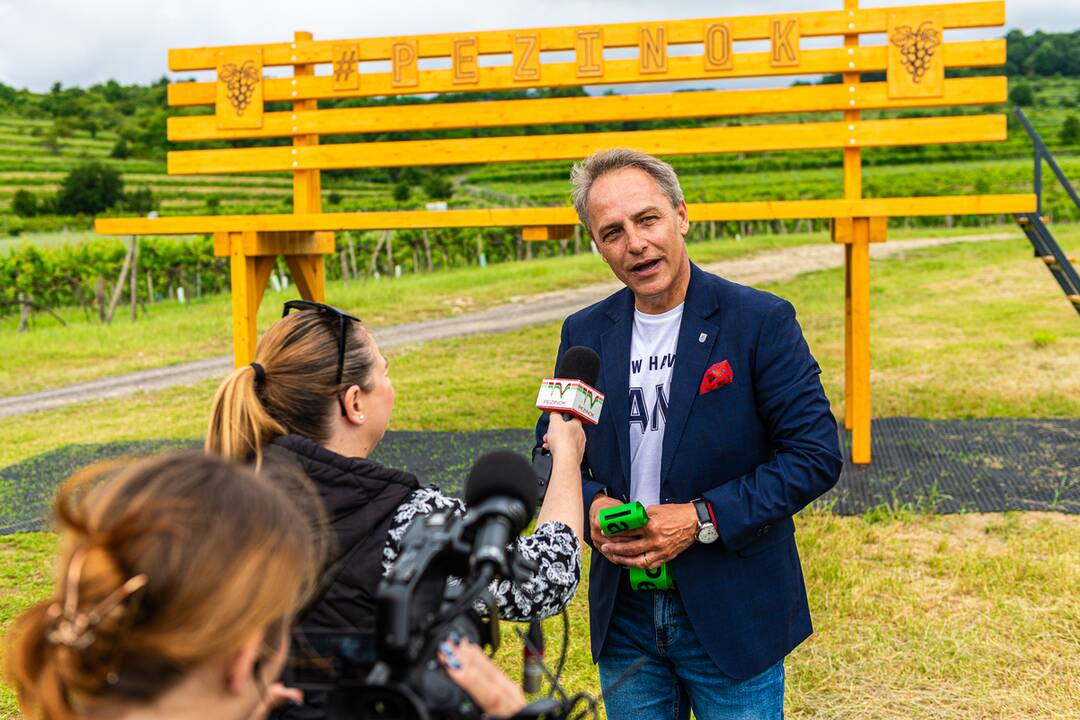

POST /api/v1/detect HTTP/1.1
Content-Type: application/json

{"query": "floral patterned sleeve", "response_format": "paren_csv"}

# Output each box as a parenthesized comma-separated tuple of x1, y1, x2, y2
(382, 486, 581, 621)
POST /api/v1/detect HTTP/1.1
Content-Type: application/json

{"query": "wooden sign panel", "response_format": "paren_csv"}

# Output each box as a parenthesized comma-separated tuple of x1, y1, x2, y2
(333, 43, 360, 91)
(887, 10, 944, 98)
(216, 49, 263, 130)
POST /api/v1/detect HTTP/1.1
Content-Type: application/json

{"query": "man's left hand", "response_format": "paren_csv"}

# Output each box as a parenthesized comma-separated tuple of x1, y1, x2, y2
(599, 503, 698, 569)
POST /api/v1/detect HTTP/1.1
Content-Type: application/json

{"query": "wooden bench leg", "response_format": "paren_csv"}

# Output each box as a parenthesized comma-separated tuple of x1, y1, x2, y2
(229, 231, 275, 367)
(285, 252, 326, 303)
(844, 243, 854, 431)
(850, 218, 873, 464)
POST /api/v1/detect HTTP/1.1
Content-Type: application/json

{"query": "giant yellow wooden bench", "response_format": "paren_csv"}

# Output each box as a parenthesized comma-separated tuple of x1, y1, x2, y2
(95, 0, 1035, 463)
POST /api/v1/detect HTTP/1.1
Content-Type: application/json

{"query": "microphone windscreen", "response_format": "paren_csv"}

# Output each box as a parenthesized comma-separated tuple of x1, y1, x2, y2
(464, 450, 538, 519)
(556, 346, 601, 387)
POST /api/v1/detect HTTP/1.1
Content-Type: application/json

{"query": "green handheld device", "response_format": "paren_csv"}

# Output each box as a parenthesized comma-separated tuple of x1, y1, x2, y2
(596, 501, 674, 591)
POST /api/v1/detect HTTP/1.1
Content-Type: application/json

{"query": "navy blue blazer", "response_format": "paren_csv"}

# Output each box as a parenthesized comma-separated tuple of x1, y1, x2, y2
(535, 262, 842, 680)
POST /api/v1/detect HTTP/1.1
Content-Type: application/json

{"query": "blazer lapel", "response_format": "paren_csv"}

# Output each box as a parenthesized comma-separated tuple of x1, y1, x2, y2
(661, 264, 720, 487)
(600, 289, 634, 495)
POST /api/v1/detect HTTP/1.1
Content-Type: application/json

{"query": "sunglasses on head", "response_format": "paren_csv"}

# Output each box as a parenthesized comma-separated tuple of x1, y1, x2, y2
(282, 300, 362, 415)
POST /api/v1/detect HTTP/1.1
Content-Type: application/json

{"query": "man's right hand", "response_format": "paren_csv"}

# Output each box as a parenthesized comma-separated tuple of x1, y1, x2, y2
(588, 493, 624, 549)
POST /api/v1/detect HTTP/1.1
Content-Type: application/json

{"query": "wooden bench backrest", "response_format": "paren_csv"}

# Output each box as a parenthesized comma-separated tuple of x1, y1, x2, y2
(164, 2, 1008, 180)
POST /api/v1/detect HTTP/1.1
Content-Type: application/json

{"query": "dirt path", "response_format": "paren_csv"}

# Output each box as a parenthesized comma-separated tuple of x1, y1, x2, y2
(0, 233, 1016, 418)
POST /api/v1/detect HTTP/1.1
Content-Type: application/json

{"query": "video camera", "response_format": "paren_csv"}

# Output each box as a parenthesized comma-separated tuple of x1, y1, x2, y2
(288, 450, 591, 720)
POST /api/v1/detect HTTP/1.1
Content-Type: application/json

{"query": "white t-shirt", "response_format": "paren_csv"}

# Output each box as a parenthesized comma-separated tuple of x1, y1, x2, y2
(628, 303, 684, 508)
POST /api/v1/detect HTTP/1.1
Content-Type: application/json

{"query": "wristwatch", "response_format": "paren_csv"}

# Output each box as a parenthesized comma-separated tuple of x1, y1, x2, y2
(692, 498, 719, 544)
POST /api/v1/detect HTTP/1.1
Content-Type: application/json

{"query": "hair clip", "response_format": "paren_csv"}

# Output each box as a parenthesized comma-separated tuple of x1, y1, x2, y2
(46, 548, 149, 652)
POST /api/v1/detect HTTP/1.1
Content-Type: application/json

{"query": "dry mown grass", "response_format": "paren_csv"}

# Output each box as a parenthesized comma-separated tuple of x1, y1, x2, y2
(786, 511, 1080, 718)
(4, 513, 1076, 719)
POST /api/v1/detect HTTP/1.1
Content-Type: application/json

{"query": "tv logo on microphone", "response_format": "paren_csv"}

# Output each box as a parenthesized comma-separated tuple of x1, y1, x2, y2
(536, 379, 605, 425)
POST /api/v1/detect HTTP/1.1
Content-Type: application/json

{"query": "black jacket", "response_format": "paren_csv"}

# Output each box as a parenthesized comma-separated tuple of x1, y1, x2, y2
(266, 433, 420, 632)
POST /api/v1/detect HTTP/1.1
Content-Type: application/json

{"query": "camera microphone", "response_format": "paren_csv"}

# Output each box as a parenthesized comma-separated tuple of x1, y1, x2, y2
(463, 451, 538, 578)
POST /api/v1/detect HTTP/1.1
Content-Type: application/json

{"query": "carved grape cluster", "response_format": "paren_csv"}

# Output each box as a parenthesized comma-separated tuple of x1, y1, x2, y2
(220, 61, 260, 115)
(890, 21, 941, 83)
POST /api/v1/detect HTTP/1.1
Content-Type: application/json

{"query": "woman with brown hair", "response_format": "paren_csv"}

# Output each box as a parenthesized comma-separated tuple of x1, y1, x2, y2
(6, 451, 326, 720)
(204, 301, 585, 707)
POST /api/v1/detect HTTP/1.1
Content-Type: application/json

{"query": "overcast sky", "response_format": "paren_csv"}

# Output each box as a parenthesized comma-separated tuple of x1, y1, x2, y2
(0, 0, 1076, 92)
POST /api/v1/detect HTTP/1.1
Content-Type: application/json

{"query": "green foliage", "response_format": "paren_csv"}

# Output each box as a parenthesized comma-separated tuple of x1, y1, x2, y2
(328, 191, 343, 206)
(1005, 29, 1080, 77)
(0, 236, 226, 317)
(1060, 114, 1080, 145)
(12, 190, 38, 218)
(1010, 82, 1033, 107)
(110, 137, 130, 159)
(392, 181, 412, 203)
(123, 187, 157, 215)
(56, 162, 123, 216)
(422, 174, 454, 200)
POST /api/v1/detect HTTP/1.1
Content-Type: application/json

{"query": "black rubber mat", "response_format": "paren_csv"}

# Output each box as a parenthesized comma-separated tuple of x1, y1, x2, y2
(1, 419, 1076, 535)
(829, 417, 1080, 515)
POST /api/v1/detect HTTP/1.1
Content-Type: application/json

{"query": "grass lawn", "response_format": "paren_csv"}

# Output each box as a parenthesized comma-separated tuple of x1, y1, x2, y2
(1, 223, 1053, 399)
(2, 233, 1079, 718)
(3, 232, 1078, 470)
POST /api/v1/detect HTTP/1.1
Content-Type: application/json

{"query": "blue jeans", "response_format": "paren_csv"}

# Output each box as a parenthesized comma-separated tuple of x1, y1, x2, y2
(597, 583, 784, 720)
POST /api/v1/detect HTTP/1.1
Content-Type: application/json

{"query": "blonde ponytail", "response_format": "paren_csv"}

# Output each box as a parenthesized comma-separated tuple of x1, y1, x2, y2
(205, 364, 285, 467)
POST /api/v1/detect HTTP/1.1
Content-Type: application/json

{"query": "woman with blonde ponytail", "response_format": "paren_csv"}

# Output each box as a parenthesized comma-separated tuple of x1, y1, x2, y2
(205, 300, 587, 719)
(5, 451, 325, 720)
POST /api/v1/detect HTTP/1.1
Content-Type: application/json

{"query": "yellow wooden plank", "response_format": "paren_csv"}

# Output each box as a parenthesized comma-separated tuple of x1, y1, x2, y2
(169, 3, 1004, 70)
(227, 230, 336, 257)
(94, 194, 1036, 236)
(167, 40, 1004, 106)
(167, 115, 1006, 175)
(167, 76, 1006, 142)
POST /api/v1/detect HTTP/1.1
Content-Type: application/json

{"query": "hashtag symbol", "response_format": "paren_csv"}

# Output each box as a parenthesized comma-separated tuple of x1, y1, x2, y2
(335, 50, 357, 82)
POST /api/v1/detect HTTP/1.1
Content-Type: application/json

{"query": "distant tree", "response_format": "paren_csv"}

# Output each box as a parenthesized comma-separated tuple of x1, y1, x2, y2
(328, 191, 343, 206)
(124, 187, 157, 214)
(110, 138, 130, 159)
(206, 196, 221, 215)
(82, 118, 100, 138)
(1061, 115, 1080, 146)
(12, 190, 38, 217)
(422, 174, 454, 200)
(1009, 82, 1034, 107)
(56, 162, 124, 216)
(392, 181, 412, 203)
(42, 133, 62, 156)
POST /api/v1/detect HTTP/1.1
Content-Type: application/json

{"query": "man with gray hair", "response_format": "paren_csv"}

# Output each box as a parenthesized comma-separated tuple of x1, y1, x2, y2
(535, 148, 842, 718)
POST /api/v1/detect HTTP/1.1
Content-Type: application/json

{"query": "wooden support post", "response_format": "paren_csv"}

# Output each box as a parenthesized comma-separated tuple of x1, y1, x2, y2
(849, 217, 873, 464)
(844, 243, 854, 430)
(225, 231, 276, 366)
(843, 0, 862, 438)
(290, 31, 328, 302)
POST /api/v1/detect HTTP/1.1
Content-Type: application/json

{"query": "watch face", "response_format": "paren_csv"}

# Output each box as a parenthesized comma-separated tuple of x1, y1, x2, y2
(697, 524, 719, 544)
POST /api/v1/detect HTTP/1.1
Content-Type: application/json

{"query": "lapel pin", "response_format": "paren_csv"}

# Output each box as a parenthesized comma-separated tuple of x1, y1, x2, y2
(698, 332, 707, 343)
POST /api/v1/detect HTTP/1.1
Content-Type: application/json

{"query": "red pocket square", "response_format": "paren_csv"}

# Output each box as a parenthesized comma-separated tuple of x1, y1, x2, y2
(699, 360, 734, 395)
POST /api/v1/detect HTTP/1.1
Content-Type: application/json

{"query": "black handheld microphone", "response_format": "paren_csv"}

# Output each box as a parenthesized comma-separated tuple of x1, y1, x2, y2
(463, 451, 538, 578)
